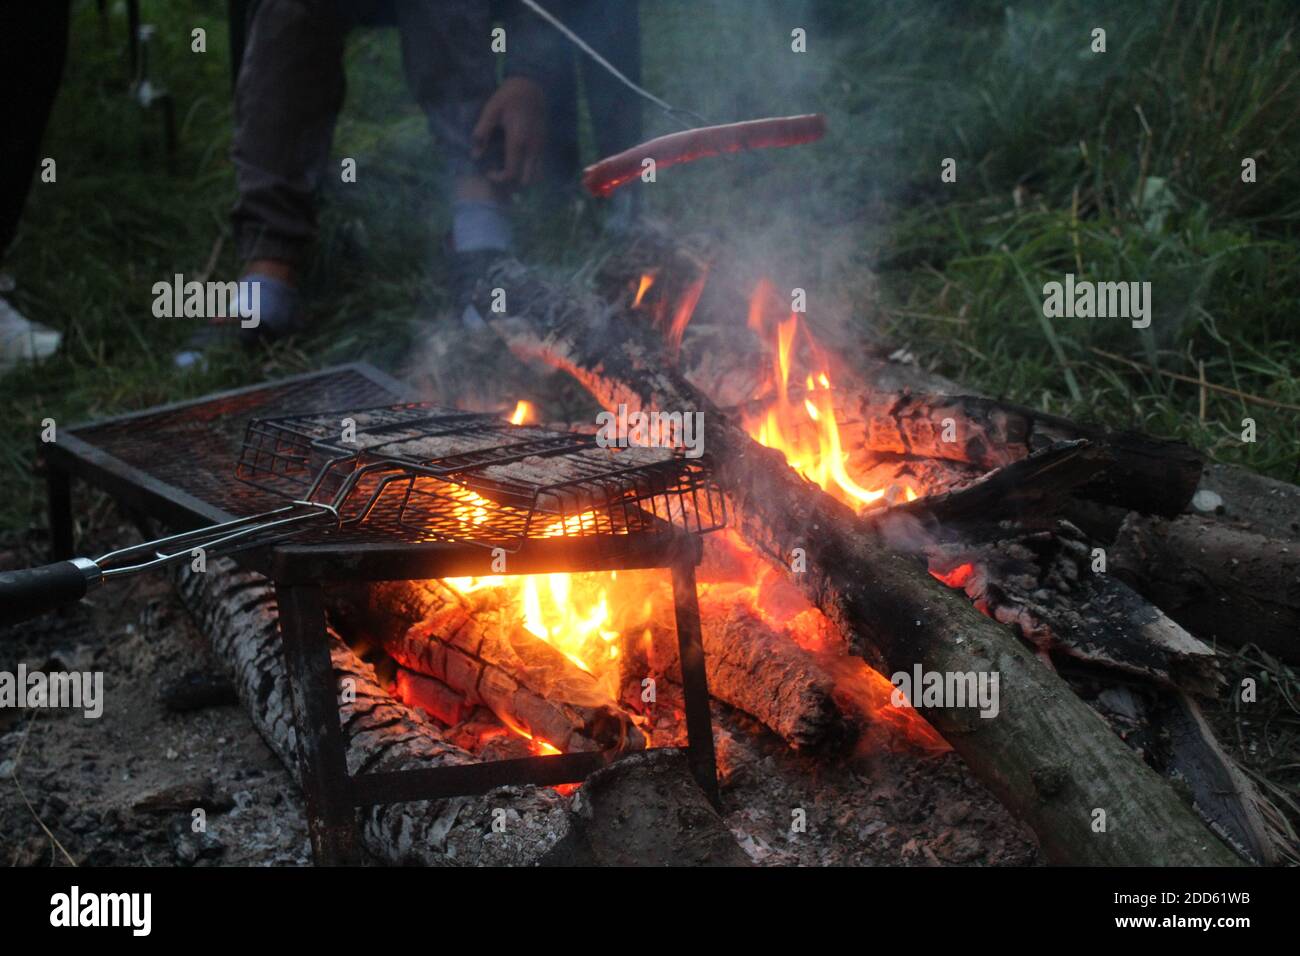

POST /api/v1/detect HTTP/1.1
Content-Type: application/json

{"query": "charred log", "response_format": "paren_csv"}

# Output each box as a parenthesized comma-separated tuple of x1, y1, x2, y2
(887, 440, 1111, 534)
(925, 523, 1221, 694)
(851, 390, 1202, 518)
(1110, 513, 1300, 664)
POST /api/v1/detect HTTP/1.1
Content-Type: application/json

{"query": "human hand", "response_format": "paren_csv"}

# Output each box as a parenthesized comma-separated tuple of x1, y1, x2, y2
(471, 76, 547, 188)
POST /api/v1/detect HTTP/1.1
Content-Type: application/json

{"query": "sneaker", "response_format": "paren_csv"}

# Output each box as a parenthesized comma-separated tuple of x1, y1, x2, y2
(0, 296, 61, 372)
(173, 273, 304, 370)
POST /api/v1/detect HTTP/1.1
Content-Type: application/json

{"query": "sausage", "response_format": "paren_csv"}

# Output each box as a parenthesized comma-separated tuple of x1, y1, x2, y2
(581, 114, 827, 197)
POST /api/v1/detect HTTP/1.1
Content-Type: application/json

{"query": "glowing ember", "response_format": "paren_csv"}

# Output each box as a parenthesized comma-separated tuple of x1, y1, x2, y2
(741, 280, 918, 511)
(930, 562, 975, 589)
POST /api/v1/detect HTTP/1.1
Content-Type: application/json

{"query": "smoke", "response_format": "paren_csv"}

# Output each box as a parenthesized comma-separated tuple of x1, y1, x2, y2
(599, 0, 906, 376)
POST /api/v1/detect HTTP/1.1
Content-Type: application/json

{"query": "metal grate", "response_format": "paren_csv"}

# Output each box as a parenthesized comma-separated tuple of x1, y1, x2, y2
(73, 367, 399, 520)
(66, 367, 724, 555)
(238, 401, 726, 551)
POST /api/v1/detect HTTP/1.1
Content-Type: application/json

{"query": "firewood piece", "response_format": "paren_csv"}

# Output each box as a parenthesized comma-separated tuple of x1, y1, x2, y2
(563, 750, 751, 865)
(854, 390, 1202, 517)
(471, 256, 1243, 866)
(174, 560, 573, 866)
(390, 619, 644, 754)
(700, 602, 853, 752)
(926, 524, 1221, 694)
(888, 440, 1111, 533)
(1110, 513, 1300, 664)
(1153, 691, 1282, 865)
(344, 580, 646, 754)
(394, 668, 471, 726)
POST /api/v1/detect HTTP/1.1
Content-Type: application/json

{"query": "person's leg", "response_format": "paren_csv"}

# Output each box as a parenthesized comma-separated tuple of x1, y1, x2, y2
(573, 0, 643, 230)
(393, 1, 512, 255)
(0, 1, 70, 369)
(176, 0, 353, 366)
(575, 1, 643, 160)
(230, 0, 351, 281)
(537, 0, 643, 186)
(0, 0, 72, 260)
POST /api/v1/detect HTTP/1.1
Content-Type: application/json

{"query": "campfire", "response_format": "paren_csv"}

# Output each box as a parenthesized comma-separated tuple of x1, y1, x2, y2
(366, 270, 953, 772)
(29, 229, 1293, 868)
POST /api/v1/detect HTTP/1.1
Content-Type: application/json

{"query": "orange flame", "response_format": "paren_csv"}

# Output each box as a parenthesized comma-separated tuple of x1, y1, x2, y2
(666, 269, 708, 356)
(443, 569, 642, 701)
(741, 282, 916, 511)
(633, 272, 656, 308)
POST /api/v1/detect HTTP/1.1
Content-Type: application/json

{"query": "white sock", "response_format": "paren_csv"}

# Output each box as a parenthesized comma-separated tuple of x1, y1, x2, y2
(451, 199, 513, 253)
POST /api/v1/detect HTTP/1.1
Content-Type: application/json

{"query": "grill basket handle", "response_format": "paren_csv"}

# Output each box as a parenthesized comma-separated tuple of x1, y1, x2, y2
(0, 559, 100, 625)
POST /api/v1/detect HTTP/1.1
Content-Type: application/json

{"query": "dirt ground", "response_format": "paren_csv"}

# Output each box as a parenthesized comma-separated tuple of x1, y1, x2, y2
(1, 519, 310, 867)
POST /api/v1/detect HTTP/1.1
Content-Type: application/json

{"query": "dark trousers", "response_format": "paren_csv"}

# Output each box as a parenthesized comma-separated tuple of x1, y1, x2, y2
(231, 0, 497, 268)
(0, 1, 72, 260)
(542, 0, 643, 183)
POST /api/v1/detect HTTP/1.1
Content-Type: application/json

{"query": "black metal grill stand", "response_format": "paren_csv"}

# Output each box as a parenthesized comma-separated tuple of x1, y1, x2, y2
(38, 365, 720, 865)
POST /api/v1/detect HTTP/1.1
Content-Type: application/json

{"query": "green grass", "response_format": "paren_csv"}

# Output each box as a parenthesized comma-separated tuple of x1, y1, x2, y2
(844, 0, 1300, 480)
(641, 0, 1300, 480)
(2, 0, 1298, 538)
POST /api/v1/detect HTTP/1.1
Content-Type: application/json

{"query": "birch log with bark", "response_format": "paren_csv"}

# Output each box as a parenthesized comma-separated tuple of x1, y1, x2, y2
(471, 257, 1243, 866)
(330, 580, 645, 751)
(173, 561, 574, 866)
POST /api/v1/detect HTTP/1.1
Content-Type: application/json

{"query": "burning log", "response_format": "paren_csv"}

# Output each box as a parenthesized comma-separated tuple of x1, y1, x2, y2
(338, 576, 851, 755)
(393, 669, 472, 726)
(333, 580, 646, 754)
(470, 257, 1244, 866)
(698, 601, 851, 752)
(625, 579, 855, 752)
(392, 614, 647, 754)
(850, 390, 1202, 518)
(174, 560, 574, 866)
(1110, 513, 1300, 665)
